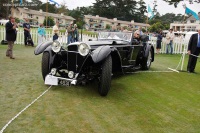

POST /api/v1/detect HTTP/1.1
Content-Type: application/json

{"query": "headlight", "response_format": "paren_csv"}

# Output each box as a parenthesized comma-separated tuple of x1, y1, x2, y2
(52, 41, 61, 53)
(78, 43, 90, 56)
(50, 68, 57, 75)
(68, 71, 74, 79)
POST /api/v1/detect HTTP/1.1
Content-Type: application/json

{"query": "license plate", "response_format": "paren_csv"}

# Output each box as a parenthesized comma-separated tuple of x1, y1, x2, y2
(58, 79, 71, 86)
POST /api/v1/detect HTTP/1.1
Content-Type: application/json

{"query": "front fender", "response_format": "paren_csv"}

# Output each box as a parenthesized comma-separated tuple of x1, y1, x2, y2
(34, 41, 53, 55)
(91, 45, 111, 63)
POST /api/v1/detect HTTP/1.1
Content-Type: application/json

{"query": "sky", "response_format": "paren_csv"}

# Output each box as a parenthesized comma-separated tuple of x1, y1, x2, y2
(40, 0, 200, 15)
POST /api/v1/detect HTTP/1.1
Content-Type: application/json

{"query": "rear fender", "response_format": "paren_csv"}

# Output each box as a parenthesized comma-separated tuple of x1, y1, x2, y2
(91, 45, 111, 63)
(34, 41, 53, 55)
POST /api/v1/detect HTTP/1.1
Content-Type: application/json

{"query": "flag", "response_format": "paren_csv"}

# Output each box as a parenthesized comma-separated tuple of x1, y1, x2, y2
(148, 5, 154, 20)
(185, 7, 199, 20)
(49, 0, 60, 6)
(20, 0, 23, 5)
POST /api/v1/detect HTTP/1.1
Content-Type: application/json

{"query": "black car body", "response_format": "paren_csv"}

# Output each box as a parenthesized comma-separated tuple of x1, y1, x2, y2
(34, 32, 154, 96)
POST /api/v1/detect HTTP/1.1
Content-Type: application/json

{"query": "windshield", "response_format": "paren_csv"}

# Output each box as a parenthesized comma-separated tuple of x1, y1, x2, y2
(98, 32, 133, 42)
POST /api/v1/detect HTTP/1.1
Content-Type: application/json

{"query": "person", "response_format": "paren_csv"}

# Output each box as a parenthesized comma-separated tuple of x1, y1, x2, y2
(156, 30, 163, 54)
(52, 21, 59, 41)
(187, 26, 200, 73)
(138, 27, 143, 35)
(5, 16, 17, 59)
(120, 26, 124, 32)
(67, 22, 74, 44)
(110, 25, 117, 32)
(132, 30, 141, 42)
(73, 24, 79, 42)
(37, 24, 46, 45)
(23, 18, 34, 46)
(166, 29, 174, 54)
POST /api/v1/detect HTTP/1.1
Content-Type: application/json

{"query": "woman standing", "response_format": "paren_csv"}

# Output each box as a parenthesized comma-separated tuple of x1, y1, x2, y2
(38, 24, 46, 45)
(73, 24, 79, 42)
(156, 30, 163, 54)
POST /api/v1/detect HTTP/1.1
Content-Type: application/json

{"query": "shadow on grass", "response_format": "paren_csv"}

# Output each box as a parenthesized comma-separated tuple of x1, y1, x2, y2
(48, 72, 139, 99)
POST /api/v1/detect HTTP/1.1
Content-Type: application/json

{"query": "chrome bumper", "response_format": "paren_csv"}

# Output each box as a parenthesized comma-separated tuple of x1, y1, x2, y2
(45, 75, 77, 86)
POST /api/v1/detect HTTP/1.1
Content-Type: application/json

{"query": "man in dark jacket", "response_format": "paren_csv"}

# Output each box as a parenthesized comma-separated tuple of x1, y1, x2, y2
(5, 16, 17, 59)
(187, 26, 200, 73)
(23, 18, 34, 46)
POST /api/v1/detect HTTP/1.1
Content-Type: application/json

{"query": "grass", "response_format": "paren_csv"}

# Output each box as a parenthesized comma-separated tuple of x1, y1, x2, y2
(0, 44, 200, 133)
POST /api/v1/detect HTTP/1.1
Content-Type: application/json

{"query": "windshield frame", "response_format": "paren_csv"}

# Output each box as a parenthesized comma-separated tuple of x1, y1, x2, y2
(97, 31, 133, 42)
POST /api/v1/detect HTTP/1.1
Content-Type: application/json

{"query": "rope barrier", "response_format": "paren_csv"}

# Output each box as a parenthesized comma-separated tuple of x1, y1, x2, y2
(0, 86, 52, 133)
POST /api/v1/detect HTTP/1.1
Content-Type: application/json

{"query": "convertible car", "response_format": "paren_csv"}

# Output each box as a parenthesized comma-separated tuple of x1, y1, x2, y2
(34, 31, 154, 96)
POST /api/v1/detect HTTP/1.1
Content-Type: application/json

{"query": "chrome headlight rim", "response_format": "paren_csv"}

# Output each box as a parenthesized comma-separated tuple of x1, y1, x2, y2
(52, 41, 61, 53)
(68, 71, 74, 79)
(78, 43, 91, 56)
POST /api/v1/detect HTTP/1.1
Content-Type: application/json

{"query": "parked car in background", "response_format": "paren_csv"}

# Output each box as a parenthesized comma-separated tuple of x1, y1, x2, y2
(0, 19, 9, 26)
(184, 31, 198, 42)
(34, 31, 154, 96)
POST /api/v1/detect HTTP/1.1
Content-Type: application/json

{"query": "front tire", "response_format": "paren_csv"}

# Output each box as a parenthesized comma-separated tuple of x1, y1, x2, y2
(141, 49, 152, 70)
(42, 52, 50, 80)
(98, 55, 112, 96)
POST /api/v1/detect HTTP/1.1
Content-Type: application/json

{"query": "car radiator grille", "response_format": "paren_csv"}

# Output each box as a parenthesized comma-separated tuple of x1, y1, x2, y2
(62, 45, 86, 74)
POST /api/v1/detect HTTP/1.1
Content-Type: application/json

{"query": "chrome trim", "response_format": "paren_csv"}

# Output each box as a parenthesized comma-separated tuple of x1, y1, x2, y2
(45, 75, 77, 85)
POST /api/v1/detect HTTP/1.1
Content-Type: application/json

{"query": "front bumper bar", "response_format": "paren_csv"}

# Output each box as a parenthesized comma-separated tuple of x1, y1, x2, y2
(45, 75, 77, 86)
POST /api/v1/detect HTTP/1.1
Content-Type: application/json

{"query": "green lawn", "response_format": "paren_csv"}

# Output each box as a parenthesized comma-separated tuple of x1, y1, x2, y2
(0, 45, 200, 133)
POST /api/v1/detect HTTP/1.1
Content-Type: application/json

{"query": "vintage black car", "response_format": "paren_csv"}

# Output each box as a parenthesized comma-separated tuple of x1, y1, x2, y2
(34, 32, 154, 96)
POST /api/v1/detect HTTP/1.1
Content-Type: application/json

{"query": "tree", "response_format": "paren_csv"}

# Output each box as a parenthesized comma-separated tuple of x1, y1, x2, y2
(163, 0, 200, 8)
(27, 0, 43, 10)
(136, 0, 147, 23)
(79, 6, 94, 15)
(106, 24, 111, 29)
(92, 0, 138, 21)
(57, 0, 69, 15)
(148, 22, 165, 32)
(43, 16, 55, 27)
(40, 3, 57, 14)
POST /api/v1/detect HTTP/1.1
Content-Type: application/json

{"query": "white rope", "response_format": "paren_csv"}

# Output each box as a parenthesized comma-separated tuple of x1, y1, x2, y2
(127, 70, 175, 74)
(167, 52, 200, 73)
(190, 54, 200, 58)
(0, 86, 52, 133)
(167, 67, 180, 73)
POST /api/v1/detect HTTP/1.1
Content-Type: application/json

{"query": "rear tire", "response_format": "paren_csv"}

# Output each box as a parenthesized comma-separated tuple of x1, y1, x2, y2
(141, 49, 152, 70)
(98, 55, 112, 96)
(42, 52, 50, 80)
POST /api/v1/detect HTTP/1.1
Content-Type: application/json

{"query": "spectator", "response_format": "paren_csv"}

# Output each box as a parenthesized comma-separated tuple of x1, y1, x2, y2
(65, 26, 68, 37)
(166, 29, 174, 54)
(23, 18, 34, 46)
(187, 26, 200, 73)
(52, 21, 59, 41)
(138, 27, 143, 35)
(73, 24, 79, 42)
(37, 24, 46, 45)
(116, 23, 121, 31)
(111, 25, 117, 32)
(67, 22, 74, 44)
(156, 30, 163, 54)
(120, 26, 124, 32)
(133, 30, 140, 42)
(5, 16, 17, 59)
